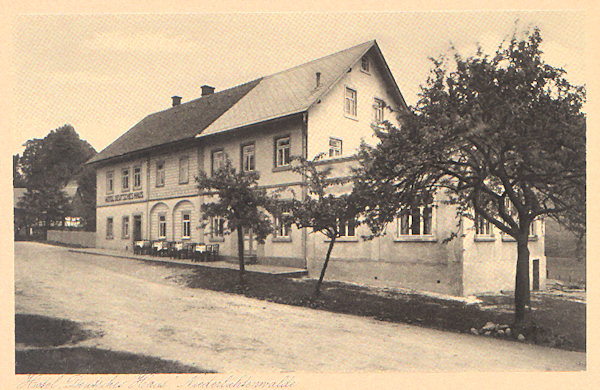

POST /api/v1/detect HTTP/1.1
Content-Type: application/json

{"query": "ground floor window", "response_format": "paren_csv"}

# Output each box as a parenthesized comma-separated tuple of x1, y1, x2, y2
(211, 216, 225, 238)
(122, 216, 130, 239)
(338, 219, 356, 237)
(106, 217, 114, 239)
(182, 212, 191, 239)
(397, 205, 433, 236)
(158, 214, 167, 239)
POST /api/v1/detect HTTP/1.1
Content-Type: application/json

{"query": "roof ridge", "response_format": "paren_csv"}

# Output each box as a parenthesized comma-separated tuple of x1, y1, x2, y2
(262, 40, 376, 80)
(149, 77, 264, 116)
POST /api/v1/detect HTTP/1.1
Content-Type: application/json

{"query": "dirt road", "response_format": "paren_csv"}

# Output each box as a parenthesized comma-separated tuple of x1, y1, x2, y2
(14, 242, 585, 372)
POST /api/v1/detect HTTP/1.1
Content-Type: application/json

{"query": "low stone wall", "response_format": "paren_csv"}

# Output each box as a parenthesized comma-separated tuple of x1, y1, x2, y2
(47, 230, 96, 248)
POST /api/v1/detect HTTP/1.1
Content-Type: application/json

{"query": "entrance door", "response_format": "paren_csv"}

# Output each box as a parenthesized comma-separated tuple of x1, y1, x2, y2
(133, 215, 142, 241)
(243, 228, 257, 257)
(532, 259, 540, 291)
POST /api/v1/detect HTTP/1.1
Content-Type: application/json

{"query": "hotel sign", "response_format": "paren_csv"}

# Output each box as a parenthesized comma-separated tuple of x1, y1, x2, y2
(105, 191, 144, 203)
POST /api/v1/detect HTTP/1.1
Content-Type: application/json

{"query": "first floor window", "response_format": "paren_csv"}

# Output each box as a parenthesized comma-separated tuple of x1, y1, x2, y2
(156, 161, 165, 187)
(275, 137, 291, 167)
(373, 98, 385, 122)
(158, 214, 167, 239)
(361, 56, 370, 73)
(242, 143, 256, 172)
(212, 150, 225, 175)
(212, 216, 225, 238)
(338, 219, 356, 237)
(106, 171, 114, 194)
(329, 137, 342, 157)
(133, 166, 142, 189)
(398, 205, 433, 236)
(182, 212, 191, 238)
(274, 215, 291, 238)
(106, 217, 114, 239)
(179, 156, 189, 184)
(122, 216, 130, 238)
(345, 87, 357, 117)
(475, 213, 492, 236)
(529, 220, 536, 237)
(121, 168, 130, 191)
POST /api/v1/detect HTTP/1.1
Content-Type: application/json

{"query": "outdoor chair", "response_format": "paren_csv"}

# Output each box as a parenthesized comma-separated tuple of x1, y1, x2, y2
(180, 242, 194, 259)
(133, 241, 144, 255)
(193, 243, 207, 262)
(172, 242, 184, 258)
(159, 241, 173, 257)
(207, 244, 220, 261)
(152, 241, 165, 256)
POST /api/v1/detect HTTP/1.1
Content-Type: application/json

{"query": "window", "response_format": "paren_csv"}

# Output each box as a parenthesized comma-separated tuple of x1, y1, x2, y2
(398, 205, 433, 236)
(329, 137, 342, 157)
(158, 214, 167, 239)
(106, 171, 114, 194)
(338, 219, 356, 237)
(182, 212, 191, 239)
(374, 98, 385, 122)
(274, 215, 291, 238)
(122, 216, 130, 239)
(179, 156, 189, 184)
(211, 150, 225, 175)
(529, 220, 537, 237)
(242, 143, 256, 172)
(211, 216, 225, 238)
(156, 161, 165, 187)
(133, 166, 142, 189)
(106, 217, 114, 239)
(475, 213, 492, 236)
(361, 56, 370, 73)
(345, 87, 357, 117)
(275, 137, 291, 167)
(121, 168, 130, 192)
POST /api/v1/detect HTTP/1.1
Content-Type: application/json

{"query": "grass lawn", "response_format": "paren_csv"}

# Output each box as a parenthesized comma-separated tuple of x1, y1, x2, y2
(172, 265, 585, 352)
(15, 314, 212, 374)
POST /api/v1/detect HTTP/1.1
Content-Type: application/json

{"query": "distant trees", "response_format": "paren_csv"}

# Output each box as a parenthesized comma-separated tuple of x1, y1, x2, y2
(15, 125, 97, 232)
(354, 27, 586, 326)
(197, 158, 276, 284)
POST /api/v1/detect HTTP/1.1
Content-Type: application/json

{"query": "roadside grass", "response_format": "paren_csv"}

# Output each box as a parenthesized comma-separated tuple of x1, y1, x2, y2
(15, 314, 212, 374)
(16, 348, 211, 374)
(174, 266, 585, 352)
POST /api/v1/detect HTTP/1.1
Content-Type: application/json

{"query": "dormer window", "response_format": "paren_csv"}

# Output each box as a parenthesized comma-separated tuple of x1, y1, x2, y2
(361, 56, 370, 73)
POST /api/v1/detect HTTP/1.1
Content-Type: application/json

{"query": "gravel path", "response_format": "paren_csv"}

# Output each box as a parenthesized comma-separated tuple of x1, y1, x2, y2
(14, 242, 585, 372)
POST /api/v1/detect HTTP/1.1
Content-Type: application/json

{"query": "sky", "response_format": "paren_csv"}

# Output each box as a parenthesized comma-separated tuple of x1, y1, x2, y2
(10, 11, 586, 155)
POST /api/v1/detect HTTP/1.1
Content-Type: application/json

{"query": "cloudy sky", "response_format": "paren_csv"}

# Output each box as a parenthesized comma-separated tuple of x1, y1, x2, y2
(11, 11, 586, 155)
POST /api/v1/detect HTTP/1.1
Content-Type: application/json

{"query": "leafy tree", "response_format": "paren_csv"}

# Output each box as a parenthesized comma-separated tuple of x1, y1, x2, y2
(17, 125, 97, 232)
(287, 155, 363, 298)
(13, 154, 26, 187)
(197, 158, 275, 284)
(76, 165, 98, 231)
(354, 27, 585, 326)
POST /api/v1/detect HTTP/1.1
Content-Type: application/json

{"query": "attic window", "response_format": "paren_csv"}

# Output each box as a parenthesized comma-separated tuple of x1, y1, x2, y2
(361, 56, 370, 73)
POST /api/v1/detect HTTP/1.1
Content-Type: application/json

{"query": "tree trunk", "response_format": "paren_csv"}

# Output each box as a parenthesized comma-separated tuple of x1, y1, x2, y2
(237, 227, 245, 285)
(314, 236, 336, 298)
(514, 232, 530, 327)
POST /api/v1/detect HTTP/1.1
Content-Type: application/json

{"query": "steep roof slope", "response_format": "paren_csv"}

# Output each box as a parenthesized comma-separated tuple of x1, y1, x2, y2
(88, 79, 261, 164)
(198, 40, 375, 138)
(88, 40, 403, 164)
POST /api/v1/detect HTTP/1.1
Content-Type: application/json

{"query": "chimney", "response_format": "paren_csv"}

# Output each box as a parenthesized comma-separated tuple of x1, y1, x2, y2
(201, 85, 215, 96)
(171, 95, 182, 107)
(316, 72, 321, 88)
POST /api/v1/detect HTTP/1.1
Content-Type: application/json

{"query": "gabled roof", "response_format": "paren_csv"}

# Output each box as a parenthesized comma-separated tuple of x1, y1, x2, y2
(88, 40, 406, 164)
